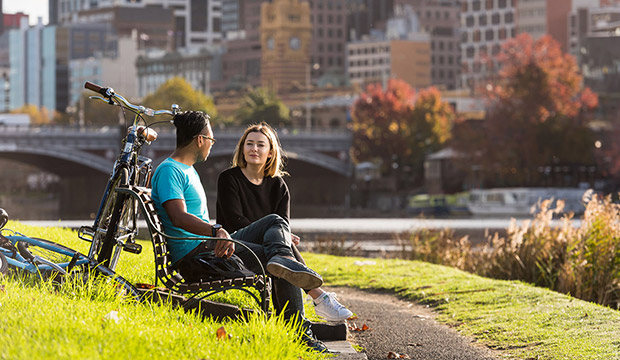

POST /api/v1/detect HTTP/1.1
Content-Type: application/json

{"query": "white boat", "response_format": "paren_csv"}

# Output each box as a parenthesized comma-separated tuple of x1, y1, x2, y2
(467, 188, 588, 216)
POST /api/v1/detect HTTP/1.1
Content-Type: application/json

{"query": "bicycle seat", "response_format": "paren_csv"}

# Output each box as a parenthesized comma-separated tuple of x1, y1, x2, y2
(0, 208, 8, 229)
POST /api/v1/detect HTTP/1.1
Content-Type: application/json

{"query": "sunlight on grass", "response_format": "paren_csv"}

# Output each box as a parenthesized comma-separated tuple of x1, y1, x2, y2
(304, 252, 620, 360)
(0, 221, 325, 359)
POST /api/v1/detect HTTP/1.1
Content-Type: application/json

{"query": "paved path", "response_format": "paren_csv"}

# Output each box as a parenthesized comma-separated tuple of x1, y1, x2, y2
(328, 287, 499, 360)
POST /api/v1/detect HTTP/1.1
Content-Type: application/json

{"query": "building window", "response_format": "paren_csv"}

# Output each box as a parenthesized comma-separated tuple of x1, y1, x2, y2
(498, 0, 507, 8)
(479, 14, 487, 26)
(466, 16, 474, 27)
(485, 29, 494, 41)
(486, 0, 493, 10)
(505, 12, 513, 23)
(472, 1, 481, 11)
(498, 28, 507, 40)
(492, 13, 500, 25)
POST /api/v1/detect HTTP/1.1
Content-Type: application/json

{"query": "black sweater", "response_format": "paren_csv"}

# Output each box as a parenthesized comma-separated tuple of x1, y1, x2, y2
(216, 167, 290, 232)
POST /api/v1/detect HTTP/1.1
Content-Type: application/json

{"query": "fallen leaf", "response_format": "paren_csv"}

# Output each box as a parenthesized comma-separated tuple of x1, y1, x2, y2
(386, 352, 409, 359)
(361, 324, 370, 331)
(135, 283, 155, 289)
(103, 310, 120, 324)
(407, 343, 422, 347)
(347, 315, 358, 321)
(216, 326, 230, 340)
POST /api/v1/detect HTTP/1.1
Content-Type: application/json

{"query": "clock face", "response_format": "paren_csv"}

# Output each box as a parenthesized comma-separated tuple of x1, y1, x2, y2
(267, 37, 274, 50)
(289, 36, 301, 50)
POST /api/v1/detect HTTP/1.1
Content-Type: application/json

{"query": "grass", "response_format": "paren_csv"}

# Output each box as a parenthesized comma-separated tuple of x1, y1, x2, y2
(304, 252, 620, 360)
(0, 221, 324, 360)
(4, 221, 620, 359)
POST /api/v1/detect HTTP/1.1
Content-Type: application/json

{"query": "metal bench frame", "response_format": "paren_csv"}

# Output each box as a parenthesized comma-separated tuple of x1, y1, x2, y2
(116, 185, 271, 312)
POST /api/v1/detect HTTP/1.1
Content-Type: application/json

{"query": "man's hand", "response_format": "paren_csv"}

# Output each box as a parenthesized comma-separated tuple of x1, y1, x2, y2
(291, 233, 301, 246)
(213, 228, 235, 258)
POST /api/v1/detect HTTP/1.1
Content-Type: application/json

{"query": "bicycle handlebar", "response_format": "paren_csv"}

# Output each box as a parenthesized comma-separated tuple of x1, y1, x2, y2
(84, 81, 180, 117)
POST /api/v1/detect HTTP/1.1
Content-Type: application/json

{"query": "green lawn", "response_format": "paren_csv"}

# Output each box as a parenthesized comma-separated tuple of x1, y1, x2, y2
(304, 253, 620, 360)
(2, 222, 620, 359)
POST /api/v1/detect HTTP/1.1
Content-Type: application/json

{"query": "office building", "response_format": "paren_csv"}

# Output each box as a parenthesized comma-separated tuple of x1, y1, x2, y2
(460, 0, 517, 91)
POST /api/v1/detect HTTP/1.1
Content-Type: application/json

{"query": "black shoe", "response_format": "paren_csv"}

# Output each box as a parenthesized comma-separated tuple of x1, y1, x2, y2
(300, 324, 330, 353)
(267, 255, 323, 289)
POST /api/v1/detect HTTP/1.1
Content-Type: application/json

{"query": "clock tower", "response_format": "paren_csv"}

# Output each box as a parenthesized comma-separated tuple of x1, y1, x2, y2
(260, 0, 311, 93)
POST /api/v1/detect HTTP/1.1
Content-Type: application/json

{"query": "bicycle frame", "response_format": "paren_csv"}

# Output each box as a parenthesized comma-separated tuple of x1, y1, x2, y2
(0, 232, 88, 276)
(78, 81, 181, 272)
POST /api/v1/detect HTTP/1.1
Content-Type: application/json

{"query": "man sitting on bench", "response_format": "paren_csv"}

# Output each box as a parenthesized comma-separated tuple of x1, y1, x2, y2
(150, 111, 328, 353)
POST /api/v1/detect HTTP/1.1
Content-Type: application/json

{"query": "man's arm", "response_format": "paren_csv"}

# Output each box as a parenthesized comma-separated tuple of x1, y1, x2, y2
(163, 199, 235, 258)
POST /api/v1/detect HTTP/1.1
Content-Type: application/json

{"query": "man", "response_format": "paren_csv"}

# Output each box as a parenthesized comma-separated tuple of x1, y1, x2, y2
(151, 111, 327, 352)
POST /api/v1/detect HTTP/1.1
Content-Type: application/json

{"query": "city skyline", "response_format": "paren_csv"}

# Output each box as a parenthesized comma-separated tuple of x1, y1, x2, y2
(3, 0, 48, 25)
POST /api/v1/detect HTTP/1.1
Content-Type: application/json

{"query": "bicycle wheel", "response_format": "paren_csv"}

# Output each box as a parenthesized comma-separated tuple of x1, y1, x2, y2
(0, 252, 8, 275)
(17, 237, 78, 265)
(94, 167, 134, 268)
(90, 263, 142, 302)
(90, 167, 128, 258)
(16, 237, 82, 278)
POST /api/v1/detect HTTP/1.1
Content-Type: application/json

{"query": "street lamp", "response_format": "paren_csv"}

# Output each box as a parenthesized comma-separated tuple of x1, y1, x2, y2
(305, 63, 320, 129)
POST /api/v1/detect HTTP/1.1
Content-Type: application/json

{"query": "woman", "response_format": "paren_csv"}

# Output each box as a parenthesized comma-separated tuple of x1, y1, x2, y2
(216, 122, 352, 322)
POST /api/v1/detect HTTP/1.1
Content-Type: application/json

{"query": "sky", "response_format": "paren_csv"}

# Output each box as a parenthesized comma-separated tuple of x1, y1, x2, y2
(3, 0, 49, 25)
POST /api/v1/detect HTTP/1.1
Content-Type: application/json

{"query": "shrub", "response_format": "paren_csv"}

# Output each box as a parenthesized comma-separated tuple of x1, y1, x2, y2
(404, 191, 620, 308)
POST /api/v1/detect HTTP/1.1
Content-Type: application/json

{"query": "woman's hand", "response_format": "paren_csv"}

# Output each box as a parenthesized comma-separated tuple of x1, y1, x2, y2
(291, 233, 301, 246)
(214, 228, 235, 258)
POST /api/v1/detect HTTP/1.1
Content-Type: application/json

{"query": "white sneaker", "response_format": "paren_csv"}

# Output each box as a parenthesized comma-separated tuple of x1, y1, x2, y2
(313, 292, 353, 322)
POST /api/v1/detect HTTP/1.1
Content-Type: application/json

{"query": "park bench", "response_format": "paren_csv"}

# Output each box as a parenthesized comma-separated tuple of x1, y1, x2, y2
(115, 185, 271, 313)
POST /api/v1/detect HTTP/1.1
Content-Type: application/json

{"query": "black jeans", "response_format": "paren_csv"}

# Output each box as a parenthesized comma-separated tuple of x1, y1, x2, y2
(231, 214, 305, 322)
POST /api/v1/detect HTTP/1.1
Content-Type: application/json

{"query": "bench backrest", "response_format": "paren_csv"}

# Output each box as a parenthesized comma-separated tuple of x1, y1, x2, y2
(119, 185, 185, 290)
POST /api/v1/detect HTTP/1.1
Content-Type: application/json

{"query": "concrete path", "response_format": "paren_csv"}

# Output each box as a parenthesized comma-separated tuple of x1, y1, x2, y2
(327, 287, 499, 360)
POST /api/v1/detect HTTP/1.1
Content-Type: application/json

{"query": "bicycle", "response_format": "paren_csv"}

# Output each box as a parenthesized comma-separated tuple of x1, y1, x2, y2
(78, 81, 180, 272)
(0, 82, 180, 300)
(0, 207, 140, 299)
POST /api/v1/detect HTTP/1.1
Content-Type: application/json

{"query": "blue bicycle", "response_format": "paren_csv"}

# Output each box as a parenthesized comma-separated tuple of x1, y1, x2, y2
(0, 207, 139, 298)
(0, 82, 181, 299)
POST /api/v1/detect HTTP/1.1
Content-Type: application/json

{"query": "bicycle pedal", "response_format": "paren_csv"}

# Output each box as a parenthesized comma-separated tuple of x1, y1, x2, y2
(123, 242, 142, 254)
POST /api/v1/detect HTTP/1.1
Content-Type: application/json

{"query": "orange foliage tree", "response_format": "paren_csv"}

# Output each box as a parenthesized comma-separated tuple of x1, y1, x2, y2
(351, 79, 454, 187)
(456, 34, 598, 187)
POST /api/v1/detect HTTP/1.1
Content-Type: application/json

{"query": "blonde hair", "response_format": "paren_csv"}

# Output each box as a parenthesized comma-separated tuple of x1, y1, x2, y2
(232, 122, 288, 177)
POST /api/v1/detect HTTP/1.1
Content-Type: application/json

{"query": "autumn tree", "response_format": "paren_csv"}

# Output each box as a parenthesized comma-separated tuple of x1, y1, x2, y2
(351, 79, 454, 187)
(234, 87, 290, 126)
(142, 77, 218, 122)
(11, 105, 52, 125)
(455, 34, 598, 187)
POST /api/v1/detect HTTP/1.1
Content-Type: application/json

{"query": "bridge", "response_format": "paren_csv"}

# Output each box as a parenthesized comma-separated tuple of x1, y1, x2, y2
(0, 125, 354, 219)
(0, 125, 353, 176)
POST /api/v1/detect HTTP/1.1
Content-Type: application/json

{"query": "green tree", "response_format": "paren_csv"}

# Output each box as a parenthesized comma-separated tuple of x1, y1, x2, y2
(75, 92, 123, 126)
(351, 79, 454, 186)
(234, 87, 290, 126)
(455, 34, 598, 187)
(142, 77, 218, 121)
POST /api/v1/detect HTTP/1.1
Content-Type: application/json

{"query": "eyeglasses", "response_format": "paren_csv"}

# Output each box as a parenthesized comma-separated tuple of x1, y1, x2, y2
(195, 134, 216, 145)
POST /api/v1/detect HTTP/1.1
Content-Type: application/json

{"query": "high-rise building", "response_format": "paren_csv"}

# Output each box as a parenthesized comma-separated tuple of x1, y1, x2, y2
(72, 6, 174, 50)
(260, 0, 311, 93)
(346, 0, 394, 41)
(9, 18, 69, 112)
(50, 0, 222, 49)
(306, 0, 347, 82)
(346, 7, 430, 90)
(396, 0, 461, 90)
(215, 0, 265, 92)
(460, 0, 517, 91)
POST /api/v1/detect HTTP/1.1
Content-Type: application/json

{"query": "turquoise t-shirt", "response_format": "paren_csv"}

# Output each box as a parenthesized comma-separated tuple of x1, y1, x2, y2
(151, 157, 209, 264)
